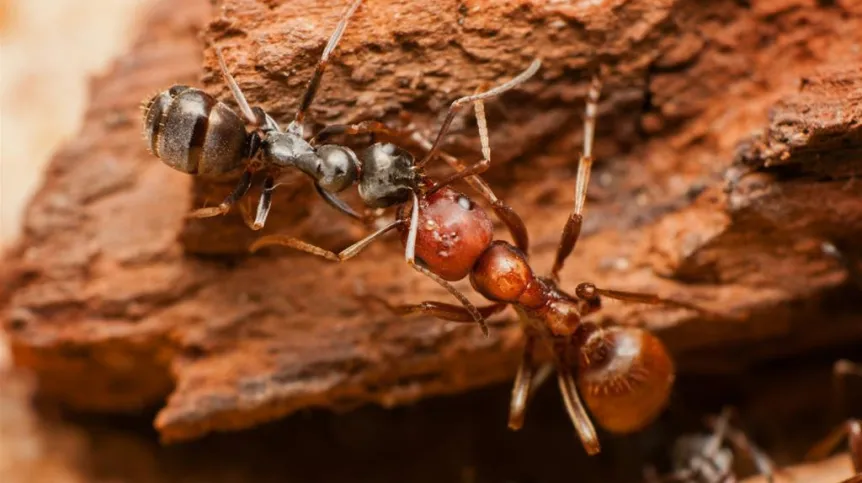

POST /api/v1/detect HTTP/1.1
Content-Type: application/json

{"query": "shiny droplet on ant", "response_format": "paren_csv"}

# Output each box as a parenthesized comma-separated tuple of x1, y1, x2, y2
(400, 187, 494, 281)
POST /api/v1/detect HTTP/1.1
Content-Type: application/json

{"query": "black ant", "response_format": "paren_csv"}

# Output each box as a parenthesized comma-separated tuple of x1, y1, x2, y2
(805, 358, 862, 483)
(643, 407, 780, 483)
(249, 65, 719, 454)
(142, 0, 367, 230)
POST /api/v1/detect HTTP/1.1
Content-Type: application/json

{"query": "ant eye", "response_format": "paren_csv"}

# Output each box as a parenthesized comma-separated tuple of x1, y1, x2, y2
(457, 196, 473, 211)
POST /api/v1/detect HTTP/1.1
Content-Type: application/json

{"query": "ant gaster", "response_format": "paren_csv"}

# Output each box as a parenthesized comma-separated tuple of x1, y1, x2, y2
(142, 0, 368, 230)
(251, 67, 716, 454)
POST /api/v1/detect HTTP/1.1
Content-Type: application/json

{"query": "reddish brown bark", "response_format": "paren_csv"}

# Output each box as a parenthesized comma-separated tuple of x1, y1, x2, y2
(3, 0, 862, 444)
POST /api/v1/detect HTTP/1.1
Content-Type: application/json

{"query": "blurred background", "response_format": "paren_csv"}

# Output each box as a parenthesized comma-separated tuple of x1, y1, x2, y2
(1, 0, 147, 480)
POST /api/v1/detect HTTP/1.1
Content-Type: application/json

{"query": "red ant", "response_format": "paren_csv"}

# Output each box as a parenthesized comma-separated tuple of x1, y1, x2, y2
(250, 69, 716, 454)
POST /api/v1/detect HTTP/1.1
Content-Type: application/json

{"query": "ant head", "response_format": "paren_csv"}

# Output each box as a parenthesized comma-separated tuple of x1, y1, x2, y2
(575, 325, 675, 434)
(358, 143, 418, 208)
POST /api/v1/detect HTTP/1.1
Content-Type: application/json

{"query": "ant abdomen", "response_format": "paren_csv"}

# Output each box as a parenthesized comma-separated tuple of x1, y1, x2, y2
(576, 325, 675, 433)
(401, 187, 494, 281)
(143, 86, 248, 176)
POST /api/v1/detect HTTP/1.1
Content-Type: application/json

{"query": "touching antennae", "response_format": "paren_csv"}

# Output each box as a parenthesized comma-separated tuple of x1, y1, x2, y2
(416, 58, 541, 169)
(292, 0, 364, 129)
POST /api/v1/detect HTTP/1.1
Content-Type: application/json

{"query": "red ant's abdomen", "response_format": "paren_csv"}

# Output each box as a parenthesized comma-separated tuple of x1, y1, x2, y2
(400, 187, 494, 281)
(577, 326, 675, 433)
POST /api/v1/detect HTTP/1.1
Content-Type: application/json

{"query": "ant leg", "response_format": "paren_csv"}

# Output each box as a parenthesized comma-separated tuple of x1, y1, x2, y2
(415, 59, 541, 169)
(310, 120, 402, 145)
(313, 182, 366, 222)
(249, 219, 402, 258)
(250, 176, 276, 230)
(237, 192, 257, 229)
(704, 408, 779, 483)
(404, 191, 490, 336)
(552, 338, 601, 455)
(362, 293, 507, 322)
(723, 427, 779, 483)
(550, 73, 602, 281)
(574, 282, 720, 318)
(188, 169, 253, 219)
(806, 420, 862, 473)
(290, 0, 363, 131)
(509, 330, 539, 430)
(214, 48, 263, 127)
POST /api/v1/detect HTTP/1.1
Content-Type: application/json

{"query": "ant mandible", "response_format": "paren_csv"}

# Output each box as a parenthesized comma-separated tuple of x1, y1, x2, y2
(251, 63, 715, 454)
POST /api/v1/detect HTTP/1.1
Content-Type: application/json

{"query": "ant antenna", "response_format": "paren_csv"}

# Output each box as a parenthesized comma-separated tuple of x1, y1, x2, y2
(291, 0, 364, 130)
(416, 58, 542, 169)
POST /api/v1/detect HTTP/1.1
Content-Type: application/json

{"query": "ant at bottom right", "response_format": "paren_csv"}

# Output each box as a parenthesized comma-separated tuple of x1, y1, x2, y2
(804, 359, 862, 483)
(643, 406, 782, 483)
(802, 242, 862, 483)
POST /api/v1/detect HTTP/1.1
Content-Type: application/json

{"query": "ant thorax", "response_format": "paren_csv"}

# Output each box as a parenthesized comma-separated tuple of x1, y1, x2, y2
(261, 132, 359, 193)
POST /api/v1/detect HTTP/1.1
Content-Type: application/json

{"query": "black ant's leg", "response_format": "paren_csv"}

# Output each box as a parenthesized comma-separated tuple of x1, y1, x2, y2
(188, 169, 253, 219)
(249, 219, 403, 259)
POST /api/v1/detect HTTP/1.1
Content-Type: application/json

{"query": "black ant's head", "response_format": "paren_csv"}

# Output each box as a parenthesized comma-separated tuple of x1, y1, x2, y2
(357, 143, 418, 208)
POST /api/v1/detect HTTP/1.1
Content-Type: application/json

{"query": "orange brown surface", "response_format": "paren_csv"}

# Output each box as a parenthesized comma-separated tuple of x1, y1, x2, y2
(2, 0, 862, 449)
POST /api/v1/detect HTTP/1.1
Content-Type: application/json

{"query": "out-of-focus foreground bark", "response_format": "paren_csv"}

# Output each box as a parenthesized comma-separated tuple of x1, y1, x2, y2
(2, 0, 862, 448)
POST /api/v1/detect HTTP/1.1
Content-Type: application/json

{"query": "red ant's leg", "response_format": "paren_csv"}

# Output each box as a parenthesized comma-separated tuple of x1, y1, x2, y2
(551, 72, 602, 281)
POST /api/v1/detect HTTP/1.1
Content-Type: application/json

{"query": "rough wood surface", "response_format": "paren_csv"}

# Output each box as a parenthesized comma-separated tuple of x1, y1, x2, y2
(3, 0, 862, 444)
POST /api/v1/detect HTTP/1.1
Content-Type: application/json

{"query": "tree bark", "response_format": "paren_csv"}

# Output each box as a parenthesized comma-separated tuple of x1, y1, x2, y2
(3, 0, 862, 444)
